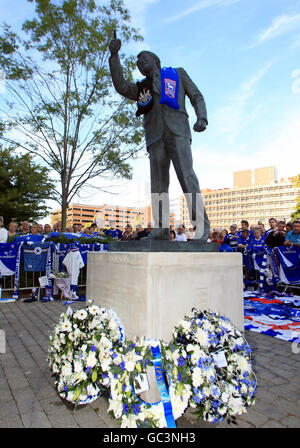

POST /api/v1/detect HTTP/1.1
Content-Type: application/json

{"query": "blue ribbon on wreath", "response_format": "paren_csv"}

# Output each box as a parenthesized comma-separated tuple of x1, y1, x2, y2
(151, 345, 176, 428)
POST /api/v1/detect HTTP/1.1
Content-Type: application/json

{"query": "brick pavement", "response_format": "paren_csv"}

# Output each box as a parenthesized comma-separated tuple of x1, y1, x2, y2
(0, 300, 300, 429)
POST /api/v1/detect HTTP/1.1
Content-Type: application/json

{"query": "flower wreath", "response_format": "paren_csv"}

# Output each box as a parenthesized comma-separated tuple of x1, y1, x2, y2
(167, 308, 257, 423)
(48, 304, 256, 427)
(106, 338, 191, 428)
(48, 303, 125, 405)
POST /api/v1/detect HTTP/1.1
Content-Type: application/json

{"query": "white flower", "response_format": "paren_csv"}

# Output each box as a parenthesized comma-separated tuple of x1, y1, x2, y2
(121, 414, 139, 428)
(228, 396, 244, 415)
(87, 383, 100, 397)
(195, 328, 209, 347)
(108, 399, 123, 419)
(144, 403, 166, 428)
(74, 359, 83, 373)
(180, 320, 191, 334)
(192, 367, 204, 388)
(86, 351, 97, 368)
(221, 391, 229, 404)
(61, 362, 72, 377)
(73, 370, 87, 384)
(60, 320, 72, 332)
(88, 305, 101, 315)
(74, 309, 88, 321)
(237, 356, 251, 373)
(124, 349, 143, 372)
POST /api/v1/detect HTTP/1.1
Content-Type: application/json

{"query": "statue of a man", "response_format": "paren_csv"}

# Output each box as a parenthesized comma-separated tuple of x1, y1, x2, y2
(108, 37, 210, 240)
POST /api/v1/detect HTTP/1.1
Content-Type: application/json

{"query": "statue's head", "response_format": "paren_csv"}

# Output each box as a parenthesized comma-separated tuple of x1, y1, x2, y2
(137, 51, 161, 76)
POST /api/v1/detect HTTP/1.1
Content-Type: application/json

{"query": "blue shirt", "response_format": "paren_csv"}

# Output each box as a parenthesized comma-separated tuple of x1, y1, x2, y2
(223, 232, 239, 251)
(252, 236, 267, 255)
(285, 231, 300, 245)
(105, 228, 123, 240)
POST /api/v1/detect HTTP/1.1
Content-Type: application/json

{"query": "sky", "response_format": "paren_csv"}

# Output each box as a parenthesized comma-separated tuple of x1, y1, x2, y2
(1, 0, 300, 217)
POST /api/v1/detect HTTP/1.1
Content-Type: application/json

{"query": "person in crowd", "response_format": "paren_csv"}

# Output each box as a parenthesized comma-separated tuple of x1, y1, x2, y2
(266, 220, 286, 249)
(186, 226, 195, 241)
(105, 220, 123, 240)
(175, 225, 187, 242)
(37, 223, 44, 234)
(218, 229, 228, 245)
(19, 221, 30, 235)
(257, 221, 266, 235)
(82, 227, 92, 236)
(238, 220, 254, 241)
(223, 224, 239, 251)
(237, 228, 254, 283)
(44, 224, 52, 235)
(135, 222, 153, 240)
(30, 223, 39, 235)
(285, 221, 293, 233)
(7, 221, 18, 238)
(210, 230, 219, 243)
(90, 223, 99, 237)
(0, 216, 8, 243)
(122, 224, 134, 241)
(284, 220, 300, 247)
(170, 229, 176, 241)
(207, 231, 213, 243)
(251, 226, 267, 284)
(71, 223, 82, 234)
(265, 217, 278, 237)
(238, 228, 252, 250)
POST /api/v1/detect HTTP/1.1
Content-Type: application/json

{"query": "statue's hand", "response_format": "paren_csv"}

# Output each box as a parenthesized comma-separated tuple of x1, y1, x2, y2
(193, 119, 207, 132)
(109, 38, 121, 56)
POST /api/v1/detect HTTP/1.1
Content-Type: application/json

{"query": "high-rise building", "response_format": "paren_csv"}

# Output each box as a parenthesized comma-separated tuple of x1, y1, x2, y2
(51, 203, 152, 230)
(175, 167, 299, 230)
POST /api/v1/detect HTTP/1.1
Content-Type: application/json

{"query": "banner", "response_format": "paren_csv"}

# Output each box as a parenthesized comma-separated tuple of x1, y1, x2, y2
(274, 246, 300, 285)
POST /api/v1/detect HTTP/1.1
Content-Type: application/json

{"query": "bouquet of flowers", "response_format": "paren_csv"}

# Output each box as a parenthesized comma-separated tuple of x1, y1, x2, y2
(48, 302, 124, 405)
(168, 308, 256, 423)
(106, 338, 190, 428)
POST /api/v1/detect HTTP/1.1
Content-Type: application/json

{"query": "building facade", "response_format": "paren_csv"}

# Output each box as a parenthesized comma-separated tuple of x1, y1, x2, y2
(172, 167, 299, 230)
(51, 203, 152, 231)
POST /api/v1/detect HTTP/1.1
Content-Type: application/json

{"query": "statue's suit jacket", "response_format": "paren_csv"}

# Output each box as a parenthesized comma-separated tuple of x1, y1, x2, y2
(109, 55, 208, 148)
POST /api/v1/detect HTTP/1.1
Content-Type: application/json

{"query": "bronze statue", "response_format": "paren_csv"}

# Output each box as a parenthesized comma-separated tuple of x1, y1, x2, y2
(109, 37, 210, 240)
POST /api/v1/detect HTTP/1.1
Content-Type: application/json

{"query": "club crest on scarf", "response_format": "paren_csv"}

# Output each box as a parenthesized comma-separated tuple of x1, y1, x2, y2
(164, 78, 176, 99)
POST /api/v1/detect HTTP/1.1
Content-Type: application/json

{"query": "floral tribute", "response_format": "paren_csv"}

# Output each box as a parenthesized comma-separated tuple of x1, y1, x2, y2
(165, 308, 257, 424)
(48, 303, 124, 405)
(106, 338, 190, 428)
(48, 303, 256, 427)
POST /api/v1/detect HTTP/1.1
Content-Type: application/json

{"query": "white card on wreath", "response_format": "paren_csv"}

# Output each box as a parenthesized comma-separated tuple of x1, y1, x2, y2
(212, 351, 228, 368)
(134, 373, 150, 394)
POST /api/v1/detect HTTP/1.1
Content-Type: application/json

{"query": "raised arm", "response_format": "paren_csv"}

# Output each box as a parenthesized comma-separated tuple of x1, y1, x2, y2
(109, 38, 138, 101)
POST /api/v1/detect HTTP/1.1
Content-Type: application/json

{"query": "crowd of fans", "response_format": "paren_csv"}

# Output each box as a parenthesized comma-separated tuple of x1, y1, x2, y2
(0, 216, 299, 246)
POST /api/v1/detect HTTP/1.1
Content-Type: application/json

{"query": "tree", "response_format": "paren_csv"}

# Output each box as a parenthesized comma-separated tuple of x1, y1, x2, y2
(0, 146, 56, 224)
(291, 174, 300, 219)
(0, 0, 144, 230)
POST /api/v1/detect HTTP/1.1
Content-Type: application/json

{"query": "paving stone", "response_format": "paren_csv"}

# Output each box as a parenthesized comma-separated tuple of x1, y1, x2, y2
(281, 415, 300, 428)
(0, 400, 20, 420)
(21, 410, 52, 428)
(261, 419, 287, 428)
(239, 407, 269, 427)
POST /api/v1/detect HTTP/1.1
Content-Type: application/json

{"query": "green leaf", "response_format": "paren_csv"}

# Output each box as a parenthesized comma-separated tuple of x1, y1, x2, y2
(92, 369, 97, 383)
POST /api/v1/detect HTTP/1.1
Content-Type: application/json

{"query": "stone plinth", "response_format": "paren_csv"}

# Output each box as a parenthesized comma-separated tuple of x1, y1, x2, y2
(86, 251, 244, 342)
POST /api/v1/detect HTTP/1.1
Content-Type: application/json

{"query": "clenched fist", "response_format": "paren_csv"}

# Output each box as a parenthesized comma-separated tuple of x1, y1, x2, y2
(109, 38, 121, 56)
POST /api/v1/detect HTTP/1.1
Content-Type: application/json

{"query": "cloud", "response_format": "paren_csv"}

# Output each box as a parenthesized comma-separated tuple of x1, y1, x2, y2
(165, 0, 240, 24)
(124, 0, 160, 33)
(253, 13, 300, 47)
(190, 107, 300, 190)
(212, 60, 274, 141)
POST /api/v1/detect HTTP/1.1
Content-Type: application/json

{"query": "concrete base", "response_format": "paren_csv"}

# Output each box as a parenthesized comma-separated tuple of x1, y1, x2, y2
(87, 251, 244, 341)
